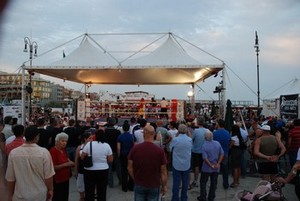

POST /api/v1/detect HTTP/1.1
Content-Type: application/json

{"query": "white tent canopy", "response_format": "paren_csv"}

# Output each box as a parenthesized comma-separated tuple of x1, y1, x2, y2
(50, 38, 119, 67)
(263, 78, 300, 100)
(262, 78, 300, 117)
(24, 33, 224, 85)
(21, 32, 226, 124)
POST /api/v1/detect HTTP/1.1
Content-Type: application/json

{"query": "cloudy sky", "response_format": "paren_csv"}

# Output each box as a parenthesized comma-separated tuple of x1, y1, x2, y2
(0, 0, 299, 103)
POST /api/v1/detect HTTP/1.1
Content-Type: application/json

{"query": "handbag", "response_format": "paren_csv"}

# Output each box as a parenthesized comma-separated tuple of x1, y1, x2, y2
(83, 142, 93, 168)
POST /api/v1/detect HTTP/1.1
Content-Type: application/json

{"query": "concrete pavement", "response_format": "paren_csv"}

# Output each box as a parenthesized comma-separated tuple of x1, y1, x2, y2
(69, 173, 297, 201)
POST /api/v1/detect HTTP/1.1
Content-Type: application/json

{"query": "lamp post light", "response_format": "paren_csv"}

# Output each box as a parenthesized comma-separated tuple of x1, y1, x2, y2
(187, 90, 194, 115)
(254, 31, 260, 116)
(24, 37, 38, 119)
(213, 84, 223, 116)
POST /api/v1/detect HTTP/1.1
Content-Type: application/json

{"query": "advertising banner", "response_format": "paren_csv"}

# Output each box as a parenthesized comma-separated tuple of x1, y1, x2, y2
(280, 94, 298, 118)
(77, 100, 86, 121)
(3, 106, 22, 124)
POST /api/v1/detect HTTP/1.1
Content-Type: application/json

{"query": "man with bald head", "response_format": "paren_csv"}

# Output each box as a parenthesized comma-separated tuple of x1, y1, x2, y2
(128, 124, 167, 201)
(198, 130, 224, 201)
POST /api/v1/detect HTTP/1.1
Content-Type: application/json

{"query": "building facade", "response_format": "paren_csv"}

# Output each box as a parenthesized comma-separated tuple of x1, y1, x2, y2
(0, 71, 84, 107)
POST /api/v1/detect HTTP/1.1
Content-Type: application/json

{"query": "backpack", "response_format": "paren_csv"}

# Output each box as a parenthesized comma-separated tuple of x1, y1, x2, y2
(132, 124, 140, 134)
(132, 125, 140, 142)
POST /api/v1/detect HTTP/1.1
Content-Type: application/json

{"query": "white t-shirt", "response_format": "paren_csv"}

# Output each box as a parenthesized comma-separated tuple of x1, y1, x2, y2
(134, 129, 144, 144)
(129, 123, 140, 134)
(231, 135, 240, 146)
(168, 129, 178, 139)
(82, 141, 112, 170)
(297, 148, 300, 161)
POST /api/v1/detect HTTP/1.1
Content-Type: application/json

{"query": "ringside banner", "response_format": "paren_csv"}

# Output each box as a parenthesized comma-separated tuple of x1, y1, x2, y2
(280, 94, 298, 118)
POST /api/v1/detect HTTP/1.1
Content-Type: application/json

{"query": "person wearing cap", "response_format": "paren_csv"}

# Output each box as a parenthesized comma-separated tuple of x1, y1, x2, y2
(128, 125, 167, 201)
(5, 125, 55, 201)
(254, 125, 286, 182)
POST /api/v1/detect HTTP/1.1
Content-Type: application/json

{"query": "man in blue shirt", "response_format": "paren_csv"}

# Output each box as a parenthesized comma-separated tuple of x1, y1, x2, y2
(170, 124, 192, 201)
(190, 118, 207, 188)
(213, 119, 230, 189)
(198, 130, 224, 201)
(117, 122, 134, 192)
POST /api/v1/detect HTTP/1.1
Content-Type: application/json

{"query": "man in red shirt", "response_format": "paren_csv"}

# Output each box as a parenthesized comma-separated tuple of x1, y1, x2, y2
(6, 125, 25, 155)
(128, 124, 167, 201)
(288, 118, 300, 167)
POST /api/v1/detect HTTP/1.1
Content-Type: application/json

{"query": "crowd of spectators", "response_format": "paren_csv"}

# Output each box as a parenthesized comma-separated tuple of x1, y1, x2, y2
(0, 111, 299, 200)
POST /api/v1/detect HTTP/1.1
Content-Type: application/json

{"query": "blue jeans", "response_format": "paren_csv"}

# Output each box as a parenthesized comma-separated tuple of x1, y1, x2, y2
(172, 168, 189, 201)
(199, 172, 218, 201)
(220, 154, 229, 189)
(134, 185, 160, 201)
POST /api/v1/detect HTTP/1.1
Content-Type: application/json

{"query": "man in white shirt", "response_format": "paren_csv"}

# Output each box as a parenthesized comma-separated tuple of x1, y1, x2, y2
(6, 126, 55, 201)
(133, 119, 147, 144)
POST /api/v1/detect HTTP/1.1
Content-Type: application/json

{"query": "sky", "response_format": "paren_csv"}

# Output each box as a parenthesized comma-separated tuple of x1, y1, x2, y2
(0, 0, 299, 104)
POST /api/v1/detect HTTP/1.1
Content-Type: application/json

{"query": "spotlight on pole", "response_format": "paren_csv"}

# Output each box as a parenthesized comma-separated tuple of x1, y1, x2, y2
(254, 31, 260, 116)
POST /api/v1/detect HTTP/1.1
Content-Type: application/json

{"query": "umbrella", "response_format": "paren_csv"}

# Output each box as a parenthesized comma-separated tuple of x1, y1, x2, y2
(224, 99, 234, 132)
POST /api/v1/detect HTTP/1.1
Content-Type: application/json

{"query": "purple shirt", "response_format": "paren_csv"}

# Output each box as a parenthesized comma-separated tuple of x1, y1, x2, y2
(202, 140, 224, 173)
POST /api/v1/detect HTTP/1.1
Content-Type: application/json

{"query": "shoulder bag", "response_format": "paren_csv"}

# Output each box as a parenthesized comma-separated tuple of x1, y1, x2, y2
(83, 142, 93, 168)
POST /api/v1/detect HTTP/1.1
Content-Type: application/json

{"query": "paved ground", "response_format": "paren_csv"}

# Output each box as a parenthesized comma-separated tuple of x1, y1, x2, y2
(69, 172, 297, 201)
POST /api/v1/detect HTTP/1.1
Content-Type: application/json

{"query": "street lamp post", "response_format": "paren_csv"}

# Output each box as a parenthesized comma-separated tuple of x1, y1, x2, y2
(187, 90, 193, 115)
(254, 31, 260, 116)
(24, 37, 38, 119)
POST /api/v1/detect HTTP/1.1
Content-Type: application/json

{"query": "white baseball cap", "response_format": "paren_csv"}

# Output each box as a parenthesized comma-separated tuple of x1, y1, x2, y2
(260, 125, 271, 131)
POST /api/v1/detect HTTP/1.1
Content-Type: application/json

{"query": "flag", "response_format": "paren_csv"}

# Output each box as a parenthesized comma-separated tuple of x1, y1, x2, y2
(255, 31, 259, 45)
(63, 50, 66, 58)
